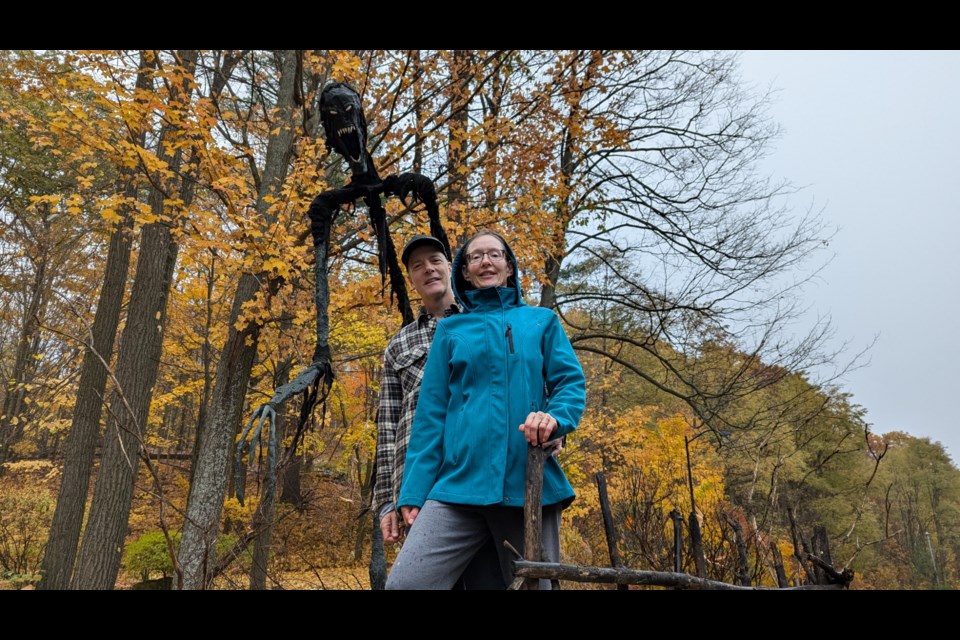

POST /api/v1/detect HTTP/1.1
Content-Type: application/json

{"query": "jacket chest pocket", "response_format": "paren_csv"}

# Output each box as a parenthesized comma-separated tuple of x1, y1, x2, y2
(446, 406, 466, 465)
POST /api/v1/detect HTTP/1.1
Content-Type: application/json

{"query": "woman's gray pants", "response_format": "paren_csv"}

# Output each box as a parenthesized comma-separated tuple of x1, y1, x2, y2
(385, 499, 562, 590)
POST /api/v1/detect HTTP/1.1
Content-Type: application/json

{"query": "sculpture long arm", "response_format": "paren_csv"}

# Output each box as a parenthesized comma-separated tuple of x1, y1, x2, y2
(384, 172, 451, 260)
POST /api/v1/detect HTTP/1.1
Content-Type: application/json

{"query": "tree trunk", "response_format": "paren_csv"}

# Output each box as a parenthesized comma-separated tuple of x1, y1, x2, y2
(39, 171, 140, 589)
(0, 252, 48, 460)
(481, 62, 503, 212)
(278, 442, 303, 508)
(71, 50, 198, 590)
(249, 357, 291, 590)
(538, 51, 601, 311)
(189, 249, 217, 485)
(412, 50, 424, 176)
(71, 207, 182, 590)
(444, 49, 471, 231)
(277, 355, 304, 508)
(248, 487, 277, 590)
(538, 253, 562, 310)
(178, 50, 300, 590)
(352, 444, 375, 562)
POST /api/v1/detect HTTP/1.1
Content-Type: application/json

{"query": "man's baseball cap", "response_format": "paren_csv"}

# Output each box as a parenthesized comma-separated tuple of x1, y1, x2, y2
(401, 234, 449, 267)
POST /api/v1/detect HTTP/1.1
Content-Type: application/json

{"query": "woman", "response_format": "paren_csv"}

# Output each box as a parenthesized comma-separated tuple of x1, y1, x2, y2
(385, 230, 586, 589)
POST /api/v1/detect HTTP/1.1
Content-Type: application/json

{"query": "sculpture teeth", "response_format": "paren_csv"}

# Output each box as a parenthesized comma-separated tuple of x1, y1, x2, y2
(337, 125, 356, 136)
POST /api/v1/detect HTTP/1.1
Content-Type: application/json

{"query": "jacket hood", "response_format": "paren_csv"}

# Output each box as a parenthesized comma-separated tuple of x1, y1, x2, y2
(452, 232, 523, 312)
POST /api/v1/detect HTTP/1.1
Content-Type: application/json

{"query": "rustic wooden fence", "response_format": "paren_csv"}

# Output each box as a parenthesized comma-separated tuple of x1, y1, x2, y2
(510, 447, 853, 590)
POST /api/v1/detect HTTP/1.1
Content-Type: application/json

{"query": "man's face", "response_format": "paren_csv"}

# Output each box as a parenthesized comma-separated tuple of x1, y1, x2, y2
(407, 246, 452, 300)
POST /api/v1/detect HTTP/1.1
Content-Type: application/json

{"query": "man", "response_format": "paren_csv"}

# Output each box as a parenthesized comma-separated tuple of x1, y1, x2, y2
(373, 234, 503, 588)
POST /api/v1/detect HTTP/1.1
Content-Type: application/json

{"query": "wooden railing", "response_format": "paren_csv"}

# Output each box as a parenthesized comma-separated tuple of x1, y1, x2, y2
(510, 446, 852, 590)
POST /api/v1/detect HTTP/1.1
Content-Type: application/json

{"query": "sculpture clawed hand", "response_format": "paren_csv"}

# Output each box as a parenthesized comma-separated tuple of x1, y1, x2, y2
(384, 172, 438, 212)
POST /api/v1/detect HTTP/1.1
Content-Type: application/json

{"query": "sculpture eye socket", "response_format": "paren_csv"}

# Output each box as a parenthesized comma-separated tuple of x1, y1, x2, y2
(328, 109, 338, 116)
(345, 105, 353, 112)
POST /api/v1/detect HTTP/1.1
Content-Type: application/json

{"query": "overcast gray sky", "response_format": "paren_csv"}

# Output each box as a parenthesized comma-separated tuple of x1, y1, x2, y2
(737, 50, 960, 463)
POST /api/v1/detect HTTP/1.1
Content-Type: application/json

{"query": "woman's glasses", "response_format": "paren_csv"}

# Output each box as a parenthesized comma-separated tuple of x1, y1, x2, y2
(465, 249, 506, 265)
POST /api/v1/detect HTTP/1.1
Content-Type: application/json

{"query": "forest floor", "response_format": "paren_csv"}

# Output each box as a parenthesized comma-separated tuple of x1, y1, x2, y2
(0, 458, 391, 590)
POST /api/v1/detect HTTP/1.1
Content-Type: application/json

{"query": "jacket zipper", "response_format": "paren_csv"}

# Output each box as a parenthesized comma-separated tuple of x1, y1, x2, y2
(506, 323, 515, 354)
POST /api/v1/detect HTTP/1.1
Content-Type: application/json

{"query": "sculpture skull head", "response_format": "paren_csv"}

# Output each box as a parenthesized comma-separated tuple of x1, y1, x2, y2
(319, 82, 371, 177)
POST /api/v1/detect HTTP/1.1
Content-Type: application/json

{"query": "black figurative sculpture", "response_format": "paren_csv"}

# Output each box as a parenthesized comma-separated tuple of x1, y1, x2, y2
(236, 82, 450, 504)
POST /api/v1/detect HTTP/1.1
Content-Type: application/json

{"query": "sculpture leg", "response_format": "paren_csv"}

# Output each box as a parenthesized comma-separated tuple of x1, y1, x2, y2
(307, 192, 339, 375)
(424, 199, 451, 262)
(385, 172, 451, 262)
(365, 193, 414, 326)
(235, 191, 345, 504)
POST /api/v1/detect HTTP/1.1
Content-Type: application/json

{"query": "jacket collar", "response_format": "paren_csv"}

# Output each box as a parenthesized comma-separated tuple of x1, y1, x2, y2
(459, 285, 521, 311)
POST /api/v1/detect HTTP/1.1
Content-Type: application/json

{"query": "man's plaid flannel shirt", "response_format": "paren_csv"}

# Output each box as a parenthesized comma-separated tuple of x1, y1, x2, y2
(373, 306, 439, 519)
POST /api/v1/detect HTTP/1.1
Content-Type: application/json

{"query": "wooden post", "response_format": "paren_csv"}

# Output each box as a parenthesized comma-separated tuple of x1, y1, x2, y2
(787, 506, 814, 585)
(689, 512, 706, 578)
(769, 540, 789, 588)
(684, 435, 706, 578)
(596, 472, 628, 590)
(727, 516, 751, 587)
(811, 525, 832, 585)
(521, 445, 548, 590)
(670, 508, 684, 574)
(786, 509, 853, 587)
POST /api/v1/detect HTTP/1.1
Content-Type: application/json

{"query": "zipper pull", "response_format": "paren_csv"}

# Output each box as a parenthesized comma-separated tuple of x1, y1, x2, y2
(506, 323, 515, 354)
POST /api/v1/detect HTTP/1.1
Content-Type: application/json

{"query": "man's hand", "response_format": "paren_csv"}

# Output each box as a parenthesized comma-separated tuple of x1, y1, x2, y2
(400, 505, 420, 527)
(380, 510, 402, 544)
(544, 436, 564, 458)
(519, 411, 558, 446)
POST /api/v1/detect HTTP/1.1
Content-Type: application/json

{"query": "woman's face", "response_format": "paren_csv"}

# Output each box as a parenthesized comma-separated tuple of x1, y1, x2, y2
(462, 234, 510, 289)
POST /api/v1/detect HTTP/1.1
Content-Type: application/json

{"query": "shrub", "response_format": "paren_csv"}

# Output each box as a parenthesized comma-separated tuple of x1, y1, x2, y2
(0, 481, 55, 577)
(123, 530, 252, 582)
(123, 530, 181, 581)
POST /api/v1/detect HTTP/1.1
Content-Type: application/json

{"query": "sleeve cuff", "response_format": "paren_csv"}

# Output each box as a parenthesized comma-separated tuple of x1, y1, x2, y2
(377, 502, 395, 521)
